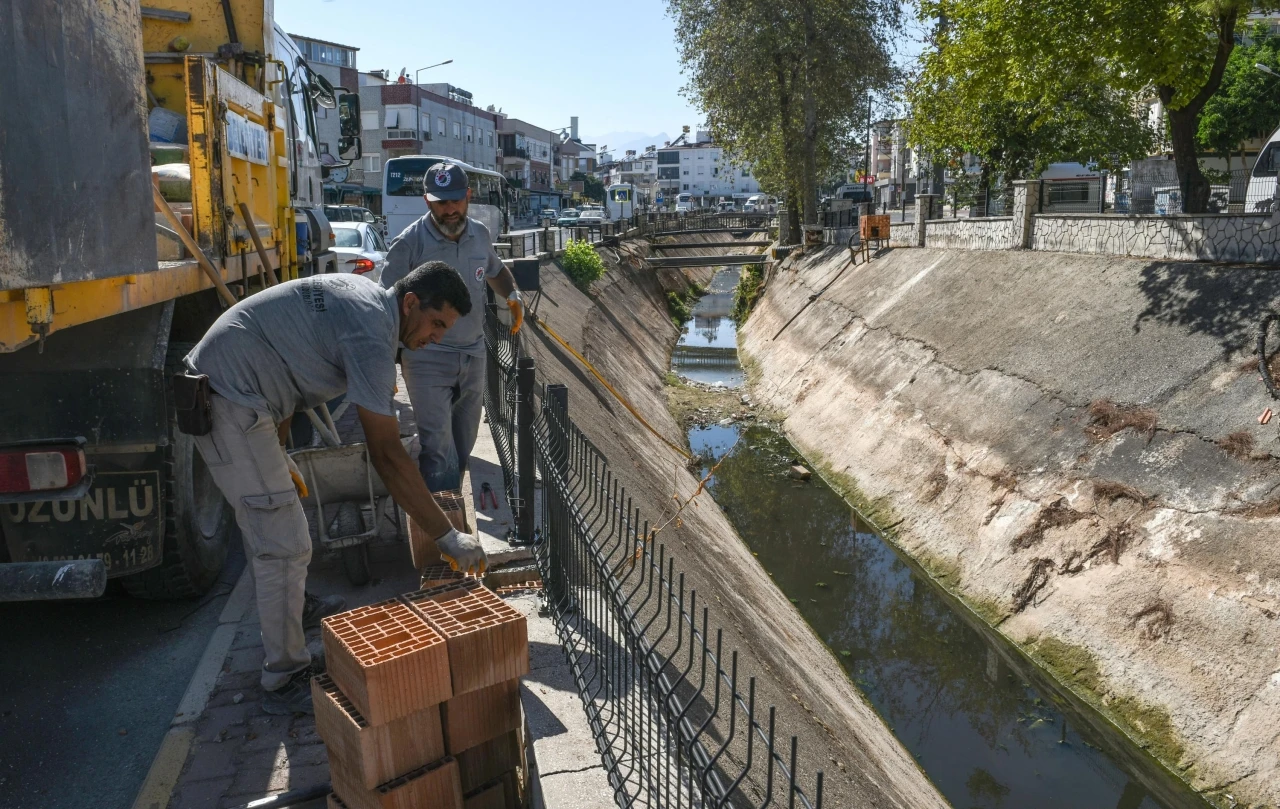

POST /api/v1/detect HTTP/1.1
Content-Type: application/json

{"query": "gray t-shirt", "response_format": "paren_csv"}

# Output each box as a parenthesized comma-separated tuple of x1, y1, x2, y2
(381, 214, 503, 357)
(186, 274, 400, 422)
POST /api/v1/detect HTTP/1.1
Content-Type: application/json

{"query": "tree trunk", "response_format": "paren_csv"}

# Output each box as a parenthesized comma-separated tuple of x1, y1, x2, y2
(787, 192, 801, 242)
(1167, 103, 1210, 213)
(800, 3, 819, 225)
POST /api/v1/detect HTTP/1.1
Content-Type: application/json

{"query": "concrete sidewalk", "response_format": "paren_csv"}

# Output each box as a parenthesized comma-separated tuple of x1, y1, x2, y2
(149, 384, 610, 809)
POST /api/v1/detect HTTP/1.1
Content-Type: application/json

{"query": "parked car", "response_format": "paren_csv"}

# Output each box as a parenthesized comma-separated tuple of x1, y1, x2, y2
(330, 222, 388, 282)
(324, 204, 377, 225)
(557, 209, 580, 227)
(540, 208, 558, 220)
(576, 209, 604, 227)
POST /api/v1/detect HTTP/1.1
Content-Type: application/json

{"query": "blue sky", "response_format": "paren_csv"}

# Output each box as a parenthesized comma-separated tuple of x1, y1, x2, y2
(275, 0, 703, 149)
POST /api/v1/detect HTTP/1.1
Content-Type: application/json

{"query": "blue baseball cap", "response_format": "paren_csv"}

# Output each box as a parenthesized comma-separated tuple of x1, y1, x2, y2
(424, 161, 469, 202)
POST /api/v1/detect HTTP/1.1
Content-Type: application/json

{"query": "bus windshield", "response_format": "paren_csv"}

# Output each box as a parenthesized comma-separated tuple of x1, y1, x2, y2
(385, 159, 434, 196)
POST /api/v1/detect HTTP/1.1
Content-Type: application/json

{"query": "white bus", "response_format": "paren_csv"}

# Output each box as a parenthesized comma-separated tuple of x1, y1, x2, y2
(606, 183, 635, 221)
(675, 191, 694, 212)
(382, 155, 508, 240)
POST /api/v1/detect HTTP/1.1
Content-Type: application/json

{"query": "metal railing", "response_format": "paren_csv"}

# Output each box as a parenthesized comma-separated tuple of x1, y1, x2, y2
(483, 301, 824, 808)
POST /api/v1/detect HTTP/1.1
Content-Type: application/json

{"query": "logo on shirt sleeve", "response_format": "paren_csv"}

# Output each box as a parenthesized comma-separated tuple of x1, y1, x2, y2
(475, 266, 485, 281)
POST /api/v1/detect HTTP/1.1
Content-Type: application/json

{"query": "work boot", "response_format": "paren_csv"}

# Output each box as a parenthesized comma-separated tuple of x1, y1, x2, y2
(302, 591, 346, 629)
(261, 664, 319, 716)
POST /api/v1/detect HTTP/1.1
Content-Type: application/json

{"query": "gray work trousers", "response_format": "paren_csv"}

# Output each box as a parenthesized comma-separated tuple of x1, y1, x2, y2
(194, 395, 311, 690)
(400, 348, 484, 492)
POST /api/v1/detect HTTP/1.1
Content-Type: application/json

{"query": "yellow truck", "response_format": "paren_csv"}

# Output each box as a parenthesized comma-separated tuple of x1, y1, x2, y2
(0, 1, 360, 599)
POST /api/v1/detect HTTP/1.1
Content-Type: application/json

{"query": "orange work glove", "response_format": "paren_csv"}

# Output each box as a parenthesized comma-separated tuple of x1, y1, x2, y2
(506, 291, 524, 335)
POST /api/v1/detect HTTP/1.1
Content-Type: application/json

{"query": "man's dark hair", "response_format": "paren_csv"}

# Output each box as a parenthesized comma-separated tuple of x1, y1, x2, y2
(393, 261, 472, 316)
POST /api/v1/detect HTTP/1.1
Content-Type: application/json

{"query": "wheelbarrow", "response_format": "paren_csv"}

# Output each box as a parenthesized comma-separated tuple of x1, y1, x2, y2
(290, 439, 407, 586)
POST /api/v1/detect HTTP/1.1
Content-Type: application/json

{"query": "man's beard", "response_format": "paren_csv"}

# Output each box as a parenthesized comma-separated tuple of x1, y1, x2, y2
(432, 209, 467, 238)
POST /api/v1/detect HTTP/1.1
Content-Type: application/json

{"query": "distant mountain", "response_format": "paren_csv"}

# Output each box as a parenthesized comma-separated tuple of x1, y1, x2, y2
(582, 131, 671, 156)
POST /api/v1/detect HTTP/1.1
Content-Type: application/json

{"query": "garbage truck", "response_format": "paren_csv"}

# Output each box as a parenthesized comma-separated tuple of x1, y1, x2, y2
(0, 1, 361, 600)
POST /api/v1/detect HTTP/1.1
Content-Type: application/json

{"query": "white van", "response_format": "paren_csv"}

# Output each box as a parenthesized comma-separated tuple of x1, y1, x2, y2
(1247, 128, 1280, 213)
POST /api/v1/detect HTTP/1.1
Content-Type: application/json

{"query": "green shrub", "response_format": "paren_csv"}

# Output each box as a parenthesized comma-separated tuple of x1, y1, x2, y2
(731, 264, 765, 325)
(560, 239, 606, 291)
(667, 290, 694, 326)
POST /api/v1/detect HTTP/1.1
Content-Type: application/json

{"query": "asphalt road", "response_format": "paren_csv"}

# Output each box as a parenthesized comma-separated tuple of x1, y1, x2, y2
(0, 541, 244, 809)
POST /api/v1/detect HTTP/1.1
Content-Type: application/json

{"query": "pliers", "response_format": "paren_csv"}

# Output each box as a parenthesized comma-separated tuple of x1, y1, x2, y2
(479, 481, 500, 511)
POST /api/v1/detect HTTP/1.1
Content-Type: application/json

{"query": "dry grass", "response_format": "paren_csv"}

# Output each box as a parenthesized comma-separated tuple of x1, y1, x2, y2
(1087, 524, 1134, 565)
(1012, 558, 1056, 613)
(1129, 601, 1175, 641)
(1236, 496, 1280, 518)
(1084, 399, 1158, 442)
(990, 469, 1019, 493)
(1218, 430, 1255, 460)
(1011, 497, 1087, 551)
(1060, 550, 1086, 576)
(1092, 480, 1148, 507)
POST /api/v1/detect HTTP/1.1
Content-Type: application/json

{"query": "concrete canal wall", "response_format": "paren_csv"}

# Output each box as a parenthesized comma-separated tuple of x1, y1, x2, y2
(519, 234, 950, 808)
(739, 244, 1280, 808)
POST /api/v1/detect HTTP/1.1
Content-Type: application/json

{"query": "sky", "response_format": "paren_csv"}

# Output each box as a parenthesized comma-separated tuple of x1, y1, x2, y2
(274, 0, 704, 150)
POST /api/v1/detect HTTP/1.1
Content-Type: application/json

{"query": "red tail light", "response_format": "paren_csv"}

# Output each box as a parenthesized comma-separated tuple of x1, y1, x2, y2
(0, 445, 87, 494)
(353, 258, 376, 275)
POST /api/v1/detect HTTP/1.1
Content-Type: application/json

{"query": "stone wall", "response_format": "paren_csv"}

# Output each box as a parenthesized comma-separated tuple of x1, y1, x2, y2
(889, 222, 914, 247)
(1031, 213, 1280, 263)
(921, 217, 1014, 250)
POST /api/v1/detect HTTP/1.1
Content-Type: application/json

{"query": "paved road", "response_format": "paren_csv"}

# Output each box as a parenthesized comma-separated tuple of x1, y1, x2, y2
(0, 543, 245, 809)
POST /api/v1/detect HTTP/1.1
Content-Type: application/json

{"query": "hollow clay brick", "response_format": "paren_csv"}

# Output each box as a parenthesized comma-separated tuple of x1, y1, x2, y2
(322, 599, 451, 725)
(462, 778, 507, 809)
(331, 756, 462, 809)
(441, 678, 522, 754)
(419, 563, 470, 591)
(401, 579, 529, 695)
(408, 489, 467, 569)
(455, 728, 521, 794)
(312, 673, 446, 789)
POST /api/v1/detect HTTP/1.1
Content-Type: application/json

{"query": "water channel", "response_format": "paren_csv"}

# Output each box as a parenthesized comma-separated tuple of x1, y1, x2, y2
(672, 268, 1206, 809)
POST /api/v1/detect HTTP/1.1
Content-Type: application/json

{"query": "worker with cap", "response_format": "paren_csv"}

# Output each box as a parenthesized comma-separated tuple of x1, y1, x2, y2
(183, 264, 489, 714)
(382, 161, 523, 492)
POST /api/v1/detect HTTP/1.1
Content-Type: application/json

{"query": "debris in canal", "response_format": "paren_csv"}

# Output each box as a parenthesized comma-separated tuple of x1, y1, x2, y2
(790, 464, 812, 480)
(1011, 497, 1087, 551)
(1013, 557, 1057, 613)
(1084, 399, 1159, 442)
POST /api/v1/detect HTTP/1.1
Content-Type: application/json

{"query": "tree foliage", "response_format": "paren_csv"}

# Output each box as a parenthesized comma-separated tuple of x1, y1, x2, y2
(668, 0, 898, 225)
(571, 171, 604, 203)
(910, 0, 1277, 212)
(1197, 23, 1280, 170)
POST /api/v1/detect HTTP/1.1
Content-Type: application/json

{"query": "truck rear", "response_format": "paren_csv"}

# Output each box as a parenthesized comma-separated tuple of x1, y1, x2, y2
(0, 0, 360, 600)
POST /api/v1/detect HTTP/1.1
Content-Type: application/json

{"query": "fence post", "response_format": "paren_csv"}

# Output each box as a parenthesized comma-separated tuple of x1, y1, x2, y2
(1011, 180, 1042, 249)
(544, 383, 568, 602)
(914, 193, 936, 247)
(516, 356, 536, 544)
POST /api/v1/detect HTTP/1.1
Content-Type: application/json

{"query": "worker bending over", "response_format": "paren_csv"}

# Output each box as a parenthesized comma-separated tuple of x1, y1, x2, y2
(183, 264, 488, 714)
(382, 161, 523, 492)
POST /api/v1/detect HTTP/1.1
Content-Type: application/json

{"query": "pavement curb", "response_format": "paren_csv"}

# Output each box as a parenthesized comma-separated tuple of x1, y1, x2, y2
(131, 567, 253, 809)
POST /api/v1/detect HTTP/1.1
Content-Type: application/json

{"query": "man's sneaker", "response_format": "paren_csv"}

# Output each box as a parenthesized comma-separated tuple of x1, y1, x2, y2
(302, 591, 346, 629)
(261, 665, 318, 716)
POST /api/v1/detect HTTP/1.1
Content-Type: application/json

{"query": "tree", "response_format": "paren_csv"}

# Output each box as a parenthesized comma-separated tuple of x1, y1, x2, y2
(571, 171, 604, 202)
(668, 0, 898, 227)
(911, 0, 1278, 213)
(1198, 23, 1280, 174)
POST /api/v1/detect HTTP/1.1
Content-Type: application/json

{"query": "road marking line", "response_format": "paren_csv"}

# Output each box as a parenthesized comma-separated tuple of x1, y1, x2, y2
(219, 567, 254, 624)
(131, 726, 194, 809)
(172, 622, 238, 726)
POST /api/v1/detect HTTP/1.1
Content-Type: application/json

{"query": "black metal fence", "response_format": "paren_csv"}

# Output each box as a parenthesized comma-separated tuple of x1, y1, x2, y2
(1112, 169, 1275, 215)
(819, 208, 857, 229)
(483, 301, 825, 808)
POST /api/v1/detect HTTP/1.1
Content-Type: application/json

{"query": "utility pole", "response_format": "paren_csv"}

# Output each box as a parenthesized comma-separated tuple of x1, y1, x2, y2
(864, 92, 872, 200)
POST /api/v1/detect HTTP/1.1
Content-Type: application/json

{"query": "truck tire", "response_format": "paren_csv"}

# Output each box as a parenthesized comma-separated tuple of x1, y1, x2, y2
(122, 344, 234, 599)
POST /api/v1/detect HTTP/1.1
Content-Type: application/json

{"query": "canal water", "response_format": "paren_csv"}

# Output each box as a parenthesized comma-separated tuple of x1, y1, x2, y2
(671, 267, 743, 388)
(675, 269, 1204, 809)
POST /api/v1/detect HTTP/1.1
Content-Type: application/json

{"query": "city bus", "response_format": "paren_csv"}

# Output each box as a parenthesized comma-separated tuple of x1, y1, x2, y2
(606, 183, 635, 221)
(675, 191, 694, 212)
(382, 155, 508, 240)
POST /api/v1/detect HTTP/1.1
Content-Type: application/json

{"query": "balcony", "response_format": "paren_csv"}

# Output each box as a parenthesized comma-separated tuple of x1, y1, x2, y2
(382, 129, 426, 150)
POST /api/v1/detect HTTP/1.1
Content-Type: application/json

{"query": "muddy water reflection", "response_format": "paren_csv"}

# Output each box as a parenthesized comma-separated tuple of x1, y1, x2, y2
(672, 267, 743, 387)
(690, 423, 1189, 809)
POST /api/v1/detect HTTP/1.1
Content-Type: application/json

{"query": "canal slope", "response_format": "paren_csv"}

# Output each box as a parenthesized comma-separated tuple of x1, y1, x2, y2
(739, 244, 1280, 808)
(520, 234, 950, 809)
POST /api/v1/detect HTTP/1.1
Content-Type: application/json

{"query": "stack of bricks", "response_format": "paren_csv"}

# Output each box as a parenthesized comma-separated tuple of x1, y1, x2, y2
(402, 579, 530, 807)
(410, 489, 469, 569)
(316, 579, 529, 809)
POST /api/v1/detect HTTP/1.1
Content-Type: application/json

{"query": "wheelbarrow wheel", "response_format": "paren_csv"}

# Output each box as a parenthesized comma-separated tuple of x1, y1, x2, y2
(335, 504, 370, 586)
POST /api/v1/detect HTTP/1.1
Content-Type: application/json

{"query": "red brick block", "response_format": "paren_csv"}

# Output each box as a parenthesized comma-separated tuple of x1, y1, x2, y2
(409, 489, 468, 569)
(419, 563, 471, 591)
(312, 673, 445, 789)
(455, 729, 521, 794)
(462, 778, 506, 809)
(331, 756, 462, 809)
(322, 599, 452, 725)
(441, 678, 522, 755)
(401, 579, 529, 695)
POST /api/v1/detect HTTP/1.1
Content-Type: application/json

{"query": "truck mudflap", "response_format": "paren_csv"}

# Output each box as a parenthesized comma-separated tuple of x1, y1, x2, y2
(1, 450, 165, 578)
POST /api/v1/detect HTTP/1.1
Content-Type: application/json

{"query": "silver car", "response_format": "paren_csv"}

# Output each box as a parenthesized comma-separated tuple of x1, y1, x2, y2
(330, 222, 388, 283)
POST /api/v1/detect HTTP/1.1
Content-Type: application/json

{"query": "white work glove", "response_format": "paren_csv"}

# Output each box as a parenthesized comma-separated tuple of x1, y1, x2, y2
(437, 528, 488, 576)
(285, 454, 308, 498)
(506, 290, 524, 335)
